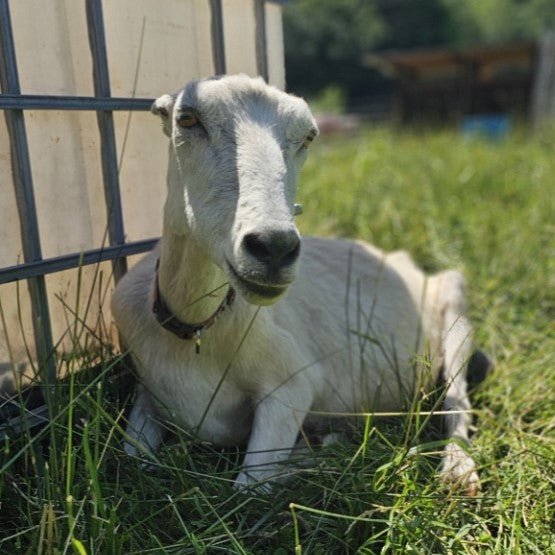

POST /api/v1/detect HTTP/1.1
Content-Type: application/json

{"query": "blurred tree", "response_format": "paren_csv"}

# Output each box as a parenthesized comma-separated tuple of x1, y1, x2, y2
(283, 0, 555, 100)
(377, 0, 453, 49)
(441, 0, 555, 44)
(283, 0, 387, 98)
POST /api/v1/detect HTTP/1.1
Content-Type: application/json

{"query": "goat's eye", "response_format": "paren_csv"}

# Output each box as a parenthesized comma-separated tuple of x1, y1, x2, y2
(176, 111, 199, 128)
(301, 130, 317, 150)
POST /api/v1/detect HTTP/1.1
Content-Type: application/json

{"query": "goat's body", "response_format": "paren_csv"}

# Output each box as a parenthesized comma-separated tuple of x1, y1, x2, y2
(114, 237, 471, 451)
(112, 75, 483, 494)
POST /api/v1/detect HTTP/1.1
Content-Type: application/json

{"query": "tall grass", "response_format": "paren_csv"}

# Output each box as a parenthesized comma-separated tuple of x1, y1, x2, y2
(1, 126, 553, 553)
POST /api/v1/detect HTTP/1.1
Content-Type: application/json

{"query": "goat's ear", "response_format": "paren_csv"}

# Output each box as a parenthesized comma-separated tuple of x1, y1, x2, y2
(151, 94, 175, 137)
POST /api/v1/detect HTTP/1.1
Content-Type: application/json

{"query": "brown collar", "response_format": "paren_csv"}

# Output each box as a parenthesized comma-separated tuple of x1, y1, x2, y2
(152, 260, 235, 352)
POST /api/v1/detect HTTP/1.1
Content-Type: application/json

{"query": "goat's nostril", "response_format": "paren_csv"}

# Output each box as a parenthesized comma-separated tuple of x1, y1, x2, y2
(244, 233, 273, 262)
(282, 238, 301, 265)
(243, 231, 301, 267)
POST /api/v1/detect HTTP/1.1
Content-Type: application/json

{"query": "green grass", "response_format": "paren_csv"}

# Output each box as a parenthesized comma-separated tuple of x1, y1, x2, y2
(1, 126, 554, 553)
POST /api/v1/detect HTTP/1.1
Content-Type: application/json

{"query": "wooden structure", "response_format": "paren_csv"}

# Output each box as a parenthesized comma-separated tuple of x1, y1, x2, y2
(366, 41, 537, 124)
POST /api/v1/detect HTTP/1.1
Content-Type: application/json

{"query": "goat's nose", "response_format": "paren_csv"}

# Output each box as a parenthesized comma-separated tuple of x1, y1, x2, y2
(243, 229, 301, 267)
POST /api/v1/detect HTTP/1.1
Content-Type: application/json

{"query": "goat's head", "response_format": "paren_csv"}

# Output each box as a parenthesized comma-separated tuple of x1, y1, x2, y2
(152, 75, 318, 306)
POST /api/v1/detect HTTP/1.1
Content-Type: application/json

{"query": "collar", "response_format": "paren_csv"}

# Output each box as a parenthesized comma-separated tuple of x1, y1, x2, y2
(152, 259, 235, 352)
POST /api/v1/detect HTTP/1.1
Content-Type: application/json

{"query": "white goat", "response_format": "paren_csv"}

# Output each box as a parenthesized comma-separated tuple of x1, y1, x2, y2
(112, 75, 485, 495)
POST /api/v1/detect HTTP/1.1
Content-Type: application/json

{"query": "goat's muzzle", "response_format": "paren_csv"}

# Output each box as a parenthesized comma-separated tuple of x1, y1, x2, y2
(227, 227, 301, 305)
(243, 229, 300, 270)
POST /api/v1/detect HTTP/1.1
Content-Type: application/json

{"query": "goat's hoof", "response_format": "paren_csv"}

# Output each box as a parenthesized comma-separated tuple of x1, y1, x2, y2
(123, 441, 138, 457)
(123, 442, 158, 471)
(321, 431, 348, 447)
(233, 471, 272, 494)
(441, 442, 480, 496)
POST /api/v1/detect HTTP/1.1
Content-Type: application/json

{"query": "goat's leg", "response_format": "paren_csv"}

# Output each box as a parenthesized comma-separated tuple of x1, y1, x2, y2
(438, 272, 480, 495)
(124, 384, 165, 457)
(234, 385, 313, 491)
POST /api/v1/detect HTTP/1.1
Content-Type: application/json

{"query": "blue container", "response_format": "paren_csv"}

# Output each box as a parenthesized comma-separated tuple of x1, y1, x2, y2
(461, 114, 511, 141)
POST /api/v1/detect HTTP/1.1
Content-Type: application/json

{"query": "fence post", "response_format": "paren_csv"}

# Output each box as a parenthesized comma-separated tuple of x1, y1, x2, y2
(0, 0, 57, 388)
(254, 0, 269, 82)
(85, 0, 128, 283)
(531, 31, 555, 131)
(210, 0, 226, 75)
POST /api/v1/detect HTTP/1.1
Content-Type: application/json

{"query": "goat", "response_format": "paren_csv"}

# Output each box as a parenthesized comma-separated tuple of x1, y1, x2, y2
(111, 74, 487, 495)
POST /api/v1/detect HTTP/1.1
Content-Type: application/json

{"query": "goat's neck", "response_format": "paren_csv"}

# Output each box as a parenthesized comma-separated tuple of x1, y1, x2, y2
(157, 225, 229, 324)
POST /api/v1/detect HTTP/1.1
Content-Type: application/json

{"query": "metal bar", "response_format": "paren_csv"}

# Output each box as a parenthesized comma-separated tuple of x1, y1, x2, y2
(254, 0, 269, 82)
(0, 0, 56, 384)
(209, 0, 226, 74)
(0, 238, 159, 284)
(86, 0, 127, 282)
(0, 94, 153, 111)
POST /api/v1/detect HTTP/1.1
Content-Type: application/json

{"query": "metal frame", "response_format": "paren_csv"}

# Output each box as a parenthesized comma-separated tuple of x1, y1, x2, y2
(210, 0, 227, 75)
(0, 0, 56, 383)
(0, 0, 274, 388)
(86, 0, 128, 283)
(254, 0, 269, 82)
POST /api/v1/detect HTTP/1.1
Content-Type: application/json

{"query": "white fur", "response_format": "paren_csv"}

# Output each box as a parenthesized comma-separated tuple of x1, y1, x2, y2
(112, 75, 479, 494)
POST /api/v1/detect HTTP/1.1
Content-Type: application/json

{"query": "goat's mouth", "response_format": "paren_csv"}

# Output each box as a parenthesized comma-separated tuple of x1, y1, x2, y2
(225, 259, 290, 305)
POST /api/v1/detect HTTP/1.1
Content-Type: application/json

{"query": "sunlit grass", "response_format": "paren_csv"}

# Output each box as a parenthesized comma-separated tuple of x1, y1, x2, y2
(1, 126, 553, 553)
